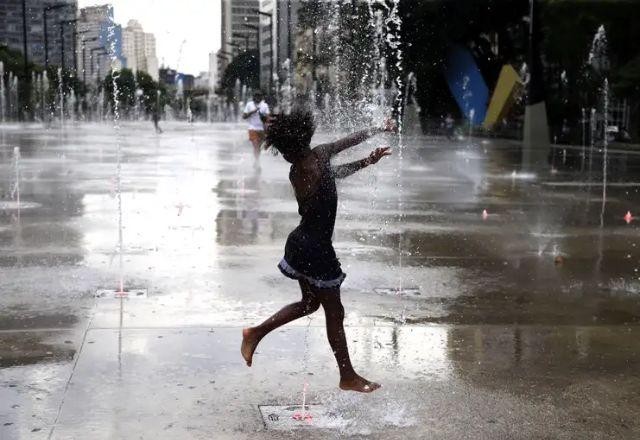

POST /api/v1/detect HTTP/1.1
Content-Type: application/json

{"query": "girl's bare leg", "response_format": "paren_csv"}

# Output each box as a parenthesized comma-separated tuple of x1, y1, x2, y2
(251, 139, 261, 167)
(313, 287, 381, 393)
(241, 280, 319, 366)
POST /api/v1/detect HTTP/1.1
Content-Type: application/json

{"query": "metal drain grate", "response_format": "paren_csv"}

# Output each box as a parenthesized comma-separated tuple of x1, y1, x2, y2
(259, 405, 346, 431)
(95, 288, 148, 299)
(374, 287, 421, 296)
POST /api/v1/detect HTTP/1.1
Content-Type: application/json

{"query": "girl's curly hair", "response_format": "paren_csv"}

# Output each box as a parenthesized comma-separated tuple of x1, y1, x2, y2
(265, 110, 315, 159)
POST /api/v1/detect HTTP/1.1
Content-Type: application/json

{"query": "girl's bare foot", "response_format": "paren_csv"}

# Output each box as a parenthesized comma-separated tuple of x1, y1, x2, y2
(241, 328, 260, 367)
(339, 375, 381, 393)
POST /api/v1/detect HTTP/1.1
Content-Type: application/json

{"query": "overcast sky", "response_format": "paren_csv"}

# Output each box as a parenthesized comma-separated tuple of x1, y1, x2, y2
(78, 0, 221, 75)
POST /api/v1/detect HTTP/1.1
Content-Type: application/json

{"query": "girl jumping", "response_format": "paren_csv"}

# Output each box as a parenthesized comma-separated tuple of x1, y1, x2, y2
(241, 111, 395, 393)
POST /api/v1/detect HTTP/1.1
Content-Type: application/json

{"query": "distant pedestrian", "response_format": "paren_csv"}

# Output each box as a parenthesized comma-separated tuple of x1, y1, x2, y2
(242, 91, 270, 170)
(152, 107, 163, 134)
(445, 113, 455, 140)
(241, 110, 396, 393)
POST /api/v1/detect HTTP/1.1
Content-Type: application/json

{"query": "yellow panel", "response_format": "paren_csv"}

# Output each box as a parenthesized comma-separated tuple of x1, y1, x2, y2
(483, 65, 523, 129)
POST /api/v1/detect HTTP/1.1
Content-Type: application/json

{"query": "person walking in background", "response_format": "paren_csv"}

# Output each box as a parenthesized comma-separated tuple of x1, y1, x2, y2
(152, 104, 163, 134)
(242, 91, 270, 170)
(445, 113, 455, 140)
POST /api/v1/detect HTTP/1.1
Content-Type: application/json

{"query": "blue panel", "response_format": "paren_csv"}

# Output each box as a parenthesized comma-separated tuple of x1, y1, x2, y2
(444, 44, 489, 125)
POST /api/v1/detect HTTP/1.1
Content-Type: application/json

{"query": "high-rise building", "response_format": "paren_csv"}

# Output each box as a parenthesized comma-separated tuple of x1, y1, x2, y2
(276, 0, 299, 76)
(194, 71, 210, 90)
(259, 0, 276, 90)
(216, 49, 228, 88)
(122, 19, 159, 80)
(0, 0, 77, 69)
(220, 0, 283, 92)
(220, 0, 260, 76)
(159, 67, 177, 87)
(209, 52, 218, 91)
(77, 5, 124, 83)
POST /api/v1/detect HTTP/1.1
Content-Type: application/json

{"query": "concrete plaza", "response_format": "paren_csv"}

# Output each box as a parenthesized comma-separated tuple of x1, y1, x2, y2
(1, 122, 639, 439)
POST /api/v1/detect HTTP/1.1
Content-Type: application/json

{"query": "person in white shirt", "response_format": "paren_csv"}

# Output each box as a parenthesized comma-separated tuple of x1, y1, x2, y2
(243, 91, 270, 169)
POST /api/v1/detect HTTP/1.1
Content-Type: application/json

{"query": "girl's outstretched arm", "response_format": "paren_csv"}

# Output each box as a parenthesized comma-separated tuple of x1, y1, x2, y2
(314, 119, 396, 159)
(332, 147, 392, 179)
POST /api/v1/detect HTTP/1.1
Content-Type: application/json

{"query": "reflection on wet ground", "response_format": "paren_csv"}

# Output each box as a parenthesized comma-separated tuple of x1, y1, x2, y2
(1, 122, 639, 438)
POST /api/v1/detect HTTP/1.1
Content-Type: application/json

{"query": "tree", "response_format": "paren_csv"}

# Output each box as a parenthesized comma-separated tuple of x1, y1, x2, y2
(103, 68, 136, 115)
(615, 54, 640, 139)
(221, 50, 259, 99)
(136, 70, 166, 114)
(102, 69, 166, 117)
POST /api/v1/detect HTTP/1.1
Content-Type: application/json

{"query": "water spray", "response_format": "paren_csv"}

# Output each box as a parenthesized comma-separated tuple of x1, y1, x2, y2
(600, 78, 609, 228)
(292, 316, 314, 424)
(11, 147, 20, 216)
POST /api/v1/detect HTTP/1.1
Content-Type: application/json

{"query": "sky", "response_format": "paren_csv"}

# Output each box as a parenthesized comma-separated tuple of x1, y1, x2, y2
(78, 0, 221, 76)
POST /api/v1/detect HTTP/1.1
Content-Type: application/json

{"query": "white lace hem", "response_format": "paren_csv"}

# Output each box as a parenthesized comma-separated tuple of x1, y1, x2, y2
(278, 258, 345, 289)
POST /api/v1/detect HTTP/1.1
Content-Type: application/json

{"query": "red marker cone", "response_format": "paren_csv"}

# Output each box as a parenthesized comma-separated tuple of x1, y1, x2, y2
(624, 211, 634, 224)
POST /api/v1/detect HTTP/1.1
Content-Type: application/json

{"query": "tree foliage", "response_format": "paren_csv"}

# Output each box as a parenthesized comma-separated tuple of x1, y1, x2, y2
(103, 68, 166, 116)
(221, 50, 259, 98)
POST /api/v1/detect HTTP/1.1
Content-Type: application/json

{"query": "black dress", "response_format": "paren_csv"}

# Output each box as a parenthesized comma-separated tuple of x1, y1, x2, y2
(278, 156, 346, 289)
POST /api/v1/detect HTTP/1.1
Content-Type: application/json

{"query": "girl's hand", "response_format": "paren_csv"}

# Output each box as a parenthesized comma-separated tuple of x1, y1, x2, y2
(383, 118, 397, 133)
(367, 146, 392, 165)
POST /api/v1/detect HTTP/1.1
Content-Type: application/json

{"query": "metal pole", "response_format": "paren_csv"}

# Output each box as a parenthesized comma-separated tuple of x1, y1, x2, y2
(21, 0, 29, 118)
(73, 29, 79, 76)
(96, 54, 101, 86)
(269, 15, 274, 92)
(60, 22, 65, 70)
(44, 9, 49, 71)
(287, 0, 292, 61)
(82, 42, 86, 83)
(312, 21, 316, 81)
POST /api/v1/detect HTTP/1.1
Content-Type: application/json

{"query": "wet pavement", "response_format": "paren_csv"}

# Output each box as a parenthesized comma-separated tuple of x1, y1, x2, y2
(1, 122, 639, 438)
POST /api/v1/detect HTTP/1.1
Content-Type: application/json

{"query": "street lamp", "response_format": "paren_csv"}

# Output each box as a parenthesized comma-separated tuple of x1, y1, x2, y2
(43, 2, 73, 70)
(21, 0, 29, 119)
